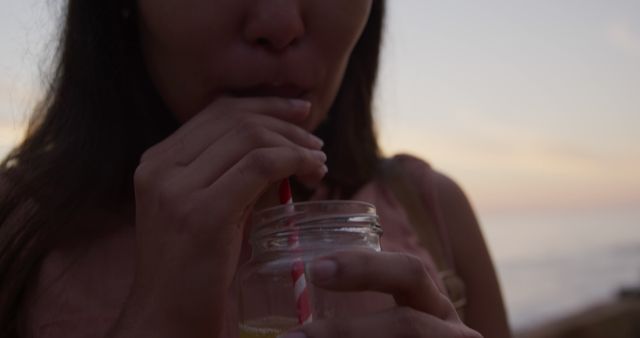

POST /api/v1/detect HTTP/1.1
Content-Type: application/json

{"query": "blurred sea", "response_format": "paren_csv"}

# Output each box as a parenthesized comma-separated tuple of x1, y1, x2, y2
(482, 207, 640, 331)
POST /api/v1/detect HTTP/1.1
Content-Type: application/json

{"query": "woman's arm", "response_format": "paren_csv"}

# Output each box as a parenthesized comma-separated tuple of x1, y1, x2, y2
(433, 171, 511, 338)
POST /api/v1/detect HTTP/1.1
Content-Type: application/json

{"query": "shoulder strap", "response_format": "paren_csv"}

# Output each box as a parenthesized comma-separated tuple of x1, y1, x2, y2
(378, 158, 467, 316)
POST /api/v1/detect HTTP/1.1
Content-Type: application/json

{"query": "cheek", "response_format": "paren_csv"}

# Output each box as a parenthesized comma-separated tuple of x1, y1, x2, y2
(306, 0, 374, 129)
(137, 1, 237, 121)
(137, 0, 374, 127)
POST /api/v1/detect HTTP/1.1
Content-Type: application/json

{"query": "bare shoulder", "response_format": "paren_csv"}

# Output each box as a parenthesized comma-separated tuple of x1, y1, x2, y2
(430, 170, 488, 274)
(431, 170, 512, 338)
(392, 154, 484, 240)
(22, 211, 136, 337)
(431, 171, 479, 242)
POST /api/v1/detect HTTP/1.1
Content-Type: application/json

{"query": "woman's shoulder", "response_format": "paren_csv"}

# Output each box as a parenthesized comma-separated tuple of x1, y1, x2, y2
(384, 153, 479, 244)
(387, 153, 467, 199)
(387, 153, 461, 197)
(21, 209, 135, 337)
(388, 153, 432, 173)
(391, 154, 475, 222)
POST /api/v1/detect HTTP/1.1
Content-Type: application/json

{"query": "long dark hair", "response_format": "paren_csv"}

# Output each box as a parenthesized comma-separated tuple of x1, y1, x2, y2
(0, 0, 386, 334)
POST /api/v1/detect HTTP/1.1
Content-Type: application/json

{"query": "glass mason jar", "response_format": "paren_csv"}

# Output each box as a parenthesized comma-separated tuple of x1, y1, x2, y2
(237, 200, 384, 338)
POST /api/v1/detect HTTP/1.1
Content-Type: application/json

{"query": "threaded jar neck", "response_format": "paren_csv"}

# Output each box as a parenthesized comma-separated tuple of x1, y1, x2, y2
(250, 201, 382, 258)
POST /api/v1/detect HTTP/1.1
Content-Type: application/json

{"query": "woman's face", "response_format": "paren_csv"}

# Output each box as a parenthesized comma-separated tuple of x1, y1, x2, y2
(137, 0, 373, 131)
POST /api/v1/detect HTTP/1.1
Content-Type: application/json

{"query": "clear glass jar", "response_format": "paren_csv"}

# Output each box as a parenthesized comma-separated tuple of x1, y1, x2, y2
(237, 200, 384, 338)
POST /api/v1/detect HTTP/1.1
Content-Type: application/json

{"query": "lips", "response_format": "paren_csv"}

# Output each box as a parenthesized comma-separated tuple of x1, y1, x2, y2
(229, 84, 307, 99)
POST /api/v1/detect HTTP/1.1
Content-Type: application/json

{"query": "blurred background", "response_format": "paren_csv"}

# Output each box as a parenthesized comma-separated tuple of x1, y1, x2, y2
(1, 0, 639, 336)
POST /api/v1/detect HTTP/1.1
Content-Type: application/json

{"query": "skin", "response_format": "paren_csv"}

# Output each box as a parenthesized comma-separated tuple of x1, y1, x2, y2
(106, 1, 489, 337)
(138, 0, 372, 131)
(434, 172, 512, 338)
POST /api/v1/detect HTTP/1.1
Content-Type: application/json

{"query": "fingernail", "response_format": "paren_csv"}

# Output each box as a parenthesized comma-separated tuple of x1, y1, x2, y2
(310, 134, 324, 148)
(310, 259, 338, 283)
(319, 164, 328, 176)
(289, 99, 311, 111)
(277, 332, 307, 338)
(311, 150, 327, 162)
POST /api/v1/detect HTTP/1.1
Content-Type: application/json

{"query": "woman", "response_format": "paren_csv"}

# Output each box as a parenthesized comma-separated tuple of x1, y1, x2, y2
(0, 0, 510, 337)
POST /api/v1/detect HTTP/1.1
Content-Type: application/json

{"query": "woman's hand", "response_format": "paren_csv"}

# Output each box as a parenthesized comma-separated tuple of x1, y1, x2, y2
(113, 97, 326, 338)
(282, 250, 482, 338)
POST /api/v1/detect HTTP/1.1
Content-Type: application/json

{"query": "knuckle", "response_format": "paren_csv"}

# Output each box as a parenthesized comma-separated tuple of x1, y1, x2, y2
(246, 149, 275, 179)
(296, 146, 315, 165)
(292, 127, 309, 143)
(350, 249, 374, 264)
(235, 116, 255, 130)
(351, 249, 373, 267)
(139, 146, 158, 164)
(241, 122, 270, 145)
(156, 182, 181, 208)
(156, 183, 200, 224)
(402, 253, 428, 279)
(295, 146, 309, 161)
(339, 250, 375, 289)
(133, 162, 156, 191)
(176, 200, 201, 226)
(393, 307, 424, 337)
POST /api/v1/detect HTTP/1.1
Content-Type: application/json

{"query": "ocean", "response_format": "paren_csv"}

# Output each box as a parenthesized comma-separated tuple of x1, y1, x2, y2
(481, 207, 640, 331)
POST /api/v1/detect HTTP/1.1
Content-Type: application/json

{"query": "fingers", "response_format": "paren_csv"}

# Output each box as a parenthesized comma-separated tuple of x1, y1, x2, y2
(216, 96, 312, 122)
(281, 307, 482, 338)
(180, 124, 326, 190)
(138, 96, 324, 196)
(308, 250, 457, 320)
(145, 97, 313, 165)
(205, 146, 327, 219)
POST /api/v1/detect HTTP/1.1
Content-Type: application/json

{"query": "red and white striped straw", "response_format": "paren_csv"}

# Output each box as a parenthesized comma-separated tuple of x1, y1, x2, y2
(279, 179, 313, 325)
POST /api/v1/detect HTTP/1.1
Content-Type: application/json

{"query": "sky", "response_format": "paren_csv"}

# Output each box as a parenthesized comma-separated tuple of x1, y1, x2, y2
(1, 0, 639, 217)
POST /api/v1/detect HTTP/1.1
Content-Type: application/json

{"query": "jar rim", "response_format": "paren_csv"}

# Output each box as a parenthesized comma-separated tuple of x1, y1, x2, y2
(250, 200, 381, 241)
(254, 200, 376, 217)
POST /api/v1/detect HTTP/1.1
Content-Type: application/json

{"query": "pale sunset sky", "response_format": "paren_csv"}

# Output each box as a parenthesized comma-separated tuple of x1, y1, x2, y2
(1, 0, 639, 217)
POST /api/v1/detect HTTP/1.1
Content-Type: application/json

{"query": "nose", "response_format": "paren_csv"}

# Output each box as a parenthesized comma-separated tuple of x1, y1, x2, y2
(243, 0, 305, 52)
